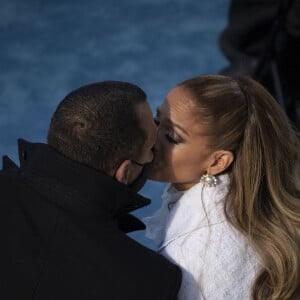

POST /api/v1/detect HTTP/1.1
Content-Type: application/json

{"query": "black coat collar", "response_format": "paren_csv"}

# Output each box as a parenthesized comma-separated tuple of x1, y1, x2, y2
(14, 139, 150, 222)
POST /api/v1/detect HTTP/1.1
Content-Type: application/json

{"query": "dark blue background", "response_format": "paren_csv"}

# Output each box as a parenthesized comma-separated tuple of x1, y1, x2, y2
(0, 0, 230, 249)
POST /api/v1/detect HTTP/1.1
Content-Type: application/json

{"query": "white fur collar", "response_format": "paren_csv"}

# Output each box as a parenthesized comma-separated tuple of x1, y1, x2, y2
(144, 174, 230, 250)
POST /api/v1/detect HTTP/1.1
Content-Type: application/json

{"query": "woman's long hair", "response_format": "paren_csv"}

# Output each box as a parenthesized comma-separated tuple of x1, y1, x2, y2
(179, 75, 300, 300)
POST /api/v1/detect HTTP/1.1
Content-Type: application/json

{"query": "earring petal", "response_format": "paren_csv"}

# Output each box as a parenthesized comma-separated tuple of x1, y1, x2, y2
(201, 174, 218, 187)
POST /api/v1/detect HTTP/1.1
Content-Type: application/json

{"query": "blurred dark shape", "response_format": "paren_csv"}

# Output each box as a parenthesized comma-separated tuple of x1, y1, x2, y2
(219, 0, 300, 131)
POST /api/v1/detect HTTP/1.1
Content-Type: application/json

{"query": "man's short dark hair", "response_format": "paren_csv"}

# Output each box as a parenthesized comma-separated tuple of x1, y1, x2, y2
(47, 81, 147, 173)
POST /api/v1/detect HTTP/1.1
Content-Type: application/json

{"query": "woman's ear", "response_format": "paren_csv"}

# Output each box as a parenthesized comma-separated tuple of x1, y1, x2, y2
(115, 160, 131, 184)
(207, 150, 234, 175)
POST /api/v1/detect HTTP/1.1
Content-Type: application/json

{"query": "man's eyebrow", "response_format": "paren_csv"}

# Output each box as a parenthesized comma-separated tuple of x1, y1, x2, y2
(156, 107, 189, 136)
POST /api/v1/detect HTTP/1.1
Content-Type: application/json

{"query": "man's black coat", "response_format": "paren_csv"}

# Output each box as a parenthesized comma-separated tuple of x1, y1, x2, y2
(0, 139, 182, 300)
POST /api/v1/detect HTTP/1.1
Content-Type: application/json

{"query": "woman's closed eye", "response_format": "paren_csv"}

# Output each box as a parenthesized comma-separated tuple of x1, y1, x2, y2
(154, 115, 182, 144)
(165, 132, 180, 144)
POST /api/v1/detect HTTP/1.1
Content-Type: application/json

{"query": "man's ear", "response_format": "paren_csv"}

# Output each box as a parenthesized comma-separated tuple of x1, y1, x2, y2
(115, 160, 131, 184)
(207, 150, 234, 176)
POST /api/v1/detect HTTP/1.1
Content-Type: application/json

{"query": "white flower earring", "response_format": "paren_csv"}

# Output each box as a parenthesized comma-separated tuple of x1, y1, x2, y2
(201, 173, 218, 187)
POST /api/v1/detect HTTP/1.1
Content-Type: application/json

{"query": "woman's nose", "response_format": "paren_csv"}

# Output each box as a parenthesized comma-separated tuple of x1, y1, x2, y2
(153, 135, 163, 152)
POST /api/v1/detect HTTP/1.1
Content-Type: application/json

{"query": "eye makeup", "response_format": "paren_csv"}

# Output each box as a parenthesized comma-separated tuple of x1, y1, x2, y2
(154, 113, 184, 145)
(165, 132, 180, 144)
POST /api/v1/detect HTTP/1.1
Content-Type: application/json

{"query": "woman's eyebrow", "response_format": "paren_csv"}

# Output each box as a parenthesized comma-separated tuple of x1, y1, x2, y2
(172, 121, 189, 136)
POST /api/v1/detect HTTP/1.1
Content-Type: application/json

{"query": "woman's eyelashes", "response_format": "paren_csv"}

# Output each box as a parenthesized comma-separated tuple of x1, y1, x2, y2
(165, 132, 180, 144)
(154, 116, 182, 144)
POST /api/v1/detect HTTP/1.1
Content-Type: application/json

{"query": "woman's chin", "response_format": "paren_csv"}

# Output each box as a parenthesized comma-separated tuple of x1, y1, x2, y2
(147, 165, 166, 182)
(148, 171, 161, 181)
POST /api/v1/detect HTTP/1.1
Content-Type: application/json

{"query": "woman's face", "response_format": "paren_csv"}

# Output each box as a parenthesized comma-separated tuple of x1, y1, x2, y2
(149, 86, 213, 191)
